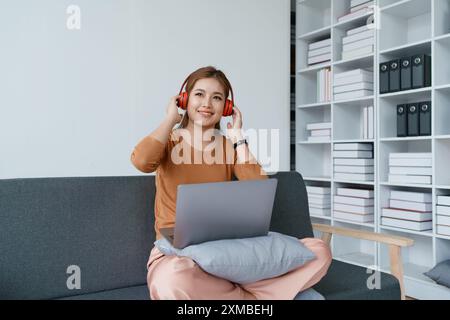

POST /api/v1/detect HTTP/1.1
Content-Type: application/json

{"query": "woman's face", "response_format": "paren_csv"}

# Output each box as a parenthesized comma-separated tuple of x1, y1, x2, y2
(187, 78, 226, 129)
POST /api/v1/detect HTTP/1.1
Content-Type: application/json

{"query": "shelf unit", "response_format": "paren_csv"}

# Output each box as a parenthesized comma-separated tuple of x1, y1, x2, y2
(296, 0, 450, 299)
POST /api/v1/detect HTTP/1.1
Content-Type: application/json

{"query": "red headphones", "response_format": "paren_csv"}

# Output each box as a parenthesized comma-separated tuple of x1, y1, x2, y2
(176, 76, 234, 117)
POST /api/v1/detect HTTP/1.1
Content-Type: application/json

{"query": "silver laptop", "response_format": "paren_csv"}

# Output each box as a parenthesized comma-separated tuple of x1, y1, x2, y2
(159, 178, 278, 249)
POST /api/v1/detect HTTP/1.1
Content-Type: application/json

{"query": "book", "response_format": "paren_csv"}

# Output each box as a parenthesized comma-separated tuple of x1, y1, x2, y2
(306, 186, 331, 195)
(351, 0, 372, 7)
(389, 152, 432, 159)
(334, 203, 374, 215)
(437, 196, 450, 206)
(342, 37, 374, 52)
(334, 211, 374, 223)
(334, 158, 374, 166)
(307, 122, 332, 130)
(343, 29, 375, 45)
(333, 82, 373, 93)
(308, 136, 331, 142)
(437, 205, 450, 216)
(382, 208, 432, 222)
(311, 129, 331, 137)
(338, 7, 373, 22)
(390, 190, 432, 203)
(342, 45, 374, 60)
(334, 172, 374, 181)
(333, 150, 373, 158)
(336, 187, 374, 199)
(362, 106, 368, 140)
(389, 199, 432, 212)
(309, 202, 331, 209)
(381, 217, 432, 231)
(334, 166, 375, 174)
(309, 38, 332, 50)
(389, 166, 432, 176)
(334, 143, 373, 151)
(308, 53, 331, 65)
(437, 225, 450, 236)
(389, 158, 432, 167)
(347, 24, 374, 36)
(334, 89, 373, 101)
(309, 197, 332, 206)
(437, 215, 450, 226)
(334, 195, 374, 206)
(368, 105, 374, 139)
(334, 73, 374, 86)
(308, 46, 332, 58)
(388, 174, 432, 185)
(334, 68, 373, 79)
(334, 165, 374, 174)
(351, 1, 374, 12)
(309, 207, 331, 217)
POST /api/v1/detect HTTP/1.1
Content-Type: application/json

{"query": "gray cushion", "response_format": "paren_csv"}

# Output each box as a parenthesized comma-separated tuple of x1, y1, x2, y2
(294, 288, 325, 300)
(424, 260, 450, 288)
(154, 232, 316, 284)
(58, 285, 150, 300)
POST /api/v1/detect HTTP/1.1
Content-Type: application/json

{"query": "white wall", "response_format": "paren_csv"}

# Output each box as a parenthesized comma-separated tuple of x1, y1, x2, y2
(0, 0, 290, 179)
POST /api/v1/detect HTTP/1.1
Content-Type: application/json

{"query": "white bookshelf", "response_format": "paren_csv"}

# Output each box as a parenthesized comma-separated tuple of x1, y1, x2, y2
(296, 0, 450, 299)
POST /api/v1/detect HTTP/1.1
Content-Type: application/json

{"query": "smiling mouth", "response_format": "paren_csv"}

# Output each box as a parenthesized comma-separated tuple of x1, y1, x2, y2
(198, 111, 213, 117)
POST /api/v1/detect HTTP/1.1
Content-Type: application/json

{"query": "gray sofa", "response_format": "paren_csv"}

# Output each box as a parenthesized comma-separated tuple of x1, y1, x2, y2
(0, 171, 402, 300)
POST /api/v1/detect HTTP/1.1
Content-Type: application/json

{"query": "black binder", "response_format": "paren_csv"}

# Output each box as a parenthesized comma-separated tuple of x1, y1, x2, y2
(389, 59, 400, 92)
(412, 54, 432, 89)
(400, 57, 412, 91)
(397, 104, 408, 137)
(419, 101, 432, 136)
(380, 62, 389, 94)
(407, 103, 419, 136)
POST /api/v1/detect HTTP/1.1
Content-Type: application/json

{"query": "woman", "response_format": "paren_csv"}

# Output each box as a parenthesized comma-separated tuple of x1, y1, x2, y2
(130, 66, 332, 300)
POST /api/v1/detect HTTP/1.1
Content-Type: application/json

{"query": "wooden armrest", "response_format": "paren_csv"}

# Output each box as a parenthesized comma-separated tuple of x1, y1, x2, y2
(312, 223, 414, 247)
(312, 223, 414, 300)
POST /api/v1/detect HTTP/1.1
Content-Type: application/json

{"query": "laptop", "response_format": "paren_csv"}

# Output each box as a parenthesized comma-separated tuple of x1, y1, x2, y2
(159, 178, 278, 249)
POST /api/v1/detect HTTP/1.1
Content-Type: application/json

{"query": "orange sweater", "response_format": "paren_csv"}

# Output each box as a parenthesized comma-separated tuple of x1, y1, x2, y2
(130, 130, 268, 239)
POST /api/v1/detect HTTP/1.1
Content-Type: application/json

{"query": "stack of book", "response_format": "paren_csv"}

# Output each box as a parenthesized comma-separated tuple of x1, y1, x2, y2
(338, 0, 374, 23)
(361, 105, 374, 139)
(437, 196, 450, 236)
(306, 122, 331, 142)
(317, 67, 331, 103)
(333, 69, 373, 101)
(333, 143, 374, 181)
(342, 23, 375, 60)
(382, 190, 432, 231)
(308, 38, 331, 66)
(388, 153, 432, 185)
(334, 187, 374, 223)
(306, 186, 331, 217)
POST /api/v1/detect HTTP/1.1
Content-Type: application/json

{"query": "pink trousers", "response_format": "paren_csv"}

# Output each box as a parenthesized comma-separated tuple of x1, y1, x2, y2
(146, 237, 332, 300)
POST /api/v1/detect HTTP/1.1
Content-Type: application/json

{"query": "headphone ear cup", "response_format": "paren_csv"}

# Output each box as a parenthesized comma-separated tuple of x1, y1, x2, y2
(177, 92, 189, 110)
(223, 99, 233, 117)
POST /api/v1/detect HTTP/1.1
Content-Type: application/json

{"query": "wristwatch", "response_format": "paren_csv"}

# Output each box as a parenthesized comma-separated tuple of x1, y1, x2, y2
(233, 139, 248, 149)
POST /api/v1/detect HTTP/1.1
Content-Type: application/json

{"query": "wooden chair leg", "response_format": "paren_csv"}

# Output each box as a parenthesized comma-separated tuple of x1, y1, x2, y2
(321, 232, 332, 246)
(389, 244, 406, 300)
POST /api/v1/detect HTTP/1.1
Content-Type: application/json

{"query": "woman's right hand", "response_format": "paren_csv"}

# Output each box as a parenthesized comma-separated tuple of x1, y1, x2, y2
(165, 95, 183, 125)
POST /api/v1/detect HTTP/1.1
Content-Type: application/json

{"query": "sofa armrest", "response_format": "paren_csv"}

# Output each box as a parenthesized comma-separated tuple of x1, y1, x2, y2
(312, 223, 414, 300)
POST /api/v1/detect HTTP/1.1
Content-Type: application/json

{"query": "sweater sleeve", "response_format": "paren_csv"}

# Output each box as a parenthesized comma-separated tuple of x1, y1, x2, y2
(130, 134, 168, 173)
(229, 139, 268, 181)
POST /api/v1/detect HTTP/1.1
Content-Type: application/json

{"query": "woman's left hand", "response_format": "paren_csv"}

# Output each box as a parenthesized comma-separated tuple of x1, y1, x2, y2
(226, 106, 244, 143)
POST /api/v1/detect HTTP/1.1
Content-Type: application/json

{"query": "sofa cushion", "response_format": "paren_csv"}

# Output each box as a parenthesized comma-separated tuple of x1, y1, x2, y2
(313, 260, 401, 300)
(424, 259, 450, 288)
(155, 231, 316, 284)
(57, 285, 149, 300)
